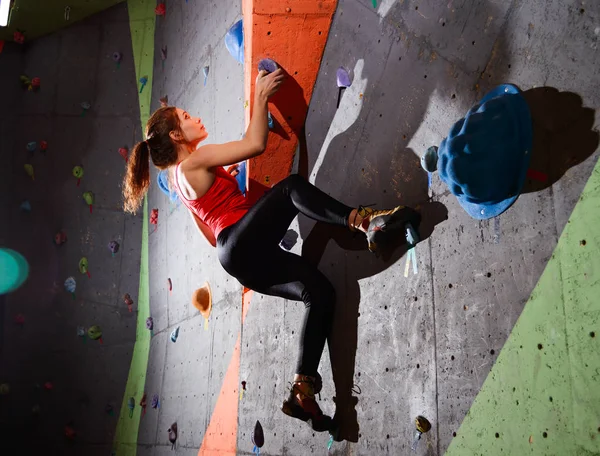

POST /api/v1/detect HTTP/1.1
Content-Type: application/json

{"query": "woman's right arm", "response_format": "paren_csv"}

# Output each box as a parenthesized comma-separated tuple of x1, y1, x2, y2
(187, 69, 284, 170)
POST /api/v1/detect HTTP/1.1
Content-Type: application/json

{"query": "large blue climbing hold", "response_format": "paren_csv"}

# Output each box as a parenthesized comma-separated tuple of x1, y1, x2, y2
(225, 19, 244, 64)
(157, 169, 179, 202)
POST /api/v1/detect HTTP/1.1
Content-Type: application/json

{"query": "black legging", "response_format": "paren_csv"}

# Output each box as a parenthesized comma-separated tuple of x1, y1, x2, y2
(217, 174, 353, 377)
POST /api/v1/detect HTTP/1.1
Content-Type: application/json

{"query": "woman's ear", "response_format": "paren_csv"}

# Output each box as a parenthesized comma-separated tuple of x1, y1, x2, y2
(169, 130, 182, 142)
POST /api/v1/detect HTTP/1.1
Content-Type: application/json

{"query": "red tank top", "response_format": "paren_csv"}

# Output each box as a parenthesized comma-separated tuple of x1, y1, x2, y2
(173, 164, 251, 238)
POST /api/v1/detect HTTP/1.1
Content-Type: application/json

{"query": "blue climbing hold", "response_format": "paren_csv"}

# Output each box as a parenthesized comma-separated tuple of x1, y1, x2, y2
(235, 161, 247, 196)
(225, 19, 244, 64)
(157, 169, 179, 202)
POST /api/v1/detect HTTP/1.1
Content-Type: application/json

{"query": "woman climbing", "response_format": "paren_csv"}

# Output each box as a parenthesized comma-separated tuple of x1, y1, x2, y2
(122, 68, 421, 432)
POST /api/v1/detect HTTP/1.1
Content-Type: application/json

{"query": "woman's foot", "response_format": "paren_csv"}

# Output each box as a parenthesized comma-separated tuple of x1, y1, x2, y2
(349, 205, 422, 253)
(281, 373, 332, 432)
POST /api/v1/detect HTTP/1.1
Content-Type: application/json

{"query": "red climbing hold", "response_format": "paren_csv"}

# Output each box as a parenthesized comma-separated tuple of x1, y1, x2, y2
(155, 3, 166, 16)
(140, 393, 147, 416)
(13, 31, 25, 44)
(150, 208, 159, 232)
(64, 423, 76, 440)
(118, 147, 128, 163)
(124, 293, 134, 312)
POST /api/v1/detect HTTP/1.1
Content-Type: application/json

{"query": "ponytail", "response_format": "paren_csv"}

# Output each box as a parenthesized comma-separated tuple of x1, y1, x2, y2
(122, 106, 182, 213)
(123, 140, 151, 214)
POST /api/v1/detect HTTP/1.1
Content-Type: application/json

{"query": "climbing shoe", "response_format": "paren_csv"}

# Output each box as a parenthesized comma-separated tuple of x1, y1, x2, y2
(281, 373, 332, 432)
(356, 205, 421, 254)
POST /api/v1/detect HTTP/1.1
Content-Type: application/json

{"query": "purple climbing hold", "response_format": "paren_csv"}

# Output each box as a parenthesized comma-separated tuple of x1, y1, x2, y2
(151, 394, 160, 409)
(108, 241, 120, 254)
(258, 58, 278, 74)
(146, 317, 153, 330)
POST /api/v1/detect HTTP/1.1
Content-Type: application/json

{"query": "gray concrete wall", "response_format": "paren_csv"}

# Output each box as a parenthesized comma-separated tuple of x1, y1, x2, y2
(139, 0, 245, 453)
(0, 4, 141, 454)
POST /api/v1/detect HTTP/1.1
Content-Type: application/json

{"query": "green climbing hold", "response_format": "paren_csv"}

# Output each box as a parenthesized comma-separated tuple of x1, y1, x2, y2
(72, 165, 84, 179)
(87, 325, 102, 340)
(83, 191, 94, 206)
(78, 257, 88, 274)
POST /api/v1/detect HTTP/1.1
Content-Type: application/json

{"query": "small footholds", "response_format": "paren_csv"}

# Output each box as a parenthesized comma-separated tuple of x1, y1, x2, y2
(118, 147, 128, 162)
(168, 422, 178, 449)
(537, 343, 543, 350)
(150, 208, 159, 227)
(124, 293, 134, 311)
(155, 3, 166, 16)
(580, 240, 586, 246)
(127, 397, 135, 417)
(411, 416, 431, 450)
(139, 76, 148, 93)
(65, 423, 76, 440)
(54, 230, 67, 246)
(108, 241, 120, 255)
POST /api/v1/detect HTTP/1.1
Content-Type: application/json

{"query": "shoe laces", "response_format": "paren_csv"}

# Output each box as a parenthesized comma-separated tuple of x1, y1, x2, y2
(288, 377, 321, 401)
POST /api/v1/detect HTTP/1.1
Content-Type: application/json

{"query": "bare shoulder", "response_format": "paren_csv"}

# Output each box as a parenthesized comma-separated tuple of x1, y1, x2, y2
(177, 159, 215, 200)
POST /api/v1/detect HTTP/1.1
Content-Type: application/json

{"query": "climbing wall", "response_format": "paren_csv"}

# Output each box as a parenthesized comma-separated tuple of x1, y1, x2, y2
(137, 0, 247, 454)
(0, 3, 143, 454)
(98, 0, 597, 455)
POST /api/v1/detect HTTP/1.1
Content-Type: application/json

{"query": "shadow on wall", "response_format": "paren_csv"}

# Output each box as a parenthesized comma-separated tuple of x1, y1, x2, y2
(293, 0, 513, 443)
(522, 87, 599, 194)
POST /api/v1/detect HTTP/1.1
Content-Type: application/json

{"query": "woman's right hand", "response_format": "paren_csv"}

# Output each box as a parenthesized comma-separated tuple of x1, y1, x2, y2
(255, 68, 284, 101)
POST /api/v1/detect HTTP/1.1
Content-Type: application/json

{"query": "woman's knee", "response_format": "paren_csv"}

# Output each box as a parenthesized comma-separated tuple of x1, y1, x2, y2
(278, 173, 305, 193)
(302, 279, 336, 312)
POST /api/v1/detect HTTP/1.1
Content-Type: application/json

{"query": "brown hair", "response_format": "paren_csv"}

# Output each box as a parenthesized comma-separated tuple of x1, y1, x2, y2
(122, 106, 182, 213)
